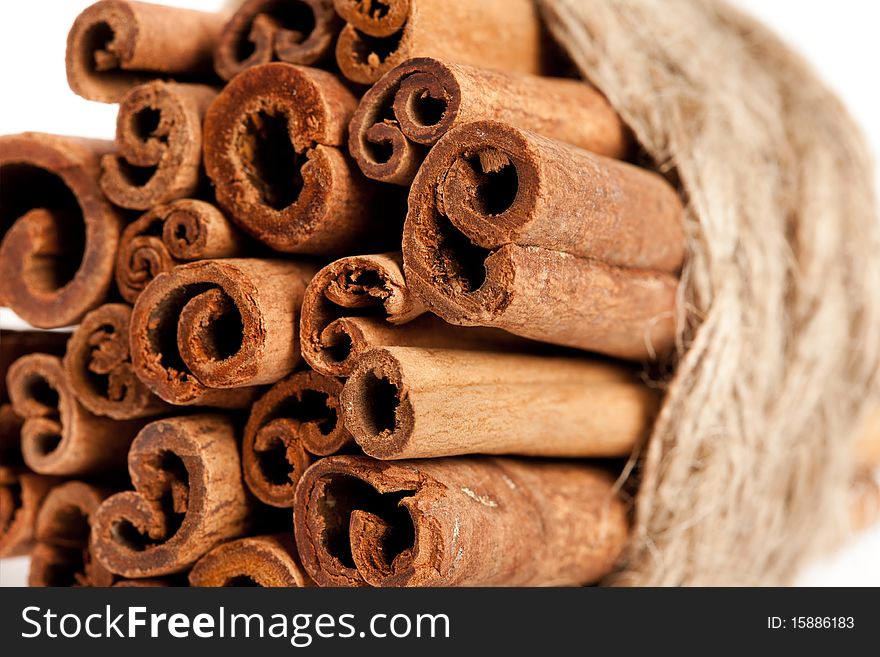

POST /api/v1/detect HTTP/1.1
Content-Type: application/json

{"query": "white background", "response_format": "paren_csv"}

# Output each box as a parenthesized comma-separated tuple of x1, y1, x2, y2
(1, 0, 878, 586)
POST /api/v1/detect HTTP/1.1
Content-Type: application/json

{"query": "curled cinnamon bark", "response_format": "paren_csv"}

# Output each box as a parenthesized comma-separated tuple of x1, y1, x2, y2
(63, 304, 170, 420)
(300, 252, 528, 376)
(130, 258, 316, 407)
(243, 371, 352, 507)
(66, 0, 224, 103)
(112, 577, 179, 587)
(0, 133, 121, 328)
(189, 533, 313, 587)
(333, 0, 544, 84)
(342, 346, 658, 459)
(294, 455, 628, 586)
(91, 414, 254, 577)
(115, 200, 247, 303)
(28, 481, 116, 587)
(0, 467, 60, 558)
(215, 0, 342, 80)
(203, 62, 388, 254)
(1, 330, 69, 402)
(100, 81, 217, 210)
(403, 122, 681, 360)
(350, 57, 630, 185)
(7, 354, 146, 476)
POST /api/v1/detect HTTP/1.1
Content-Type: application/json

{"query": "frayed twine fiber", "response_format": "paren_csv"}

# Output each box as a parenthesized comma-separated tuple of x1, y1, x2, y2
(538, 0, 880, 585)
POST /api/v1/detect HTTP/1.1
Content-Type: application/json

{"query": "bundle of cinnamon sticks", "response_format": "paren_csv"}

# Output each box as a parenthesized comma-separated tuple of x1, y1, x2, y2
(0, 0, 694, 588)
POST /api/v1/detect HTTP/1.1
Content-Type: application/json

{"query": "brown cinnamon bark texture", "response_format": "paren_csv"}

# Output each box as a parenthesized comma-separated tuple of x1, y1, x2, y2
(115, 199, 247, 303)
(0, 133, 121, 328)
(91, 414, 254, 577)
(189, 533, 313, 587)
(342, 346, 658, 459)
(130, 258, 316, 407)
(333, 0, 544, 84)
(66, 0, 224, 103)
(215, 0, 342, 80)
(349, 57, 630, 185)
(203, 62, 388, 254)
(0, 467, 60, 558)
(403, 121, 681, 359)
(300, 252, 530, 376)
(28, 481, 116, 587)
(63, 304, 170, 420)
(100, 81, 217, 210)
(7, 354, 146, 476)
(0, 404, 23, 465)
(243, 371, 353, 507)
(294, 455, 628, 586)
(1, 330, 69, 404)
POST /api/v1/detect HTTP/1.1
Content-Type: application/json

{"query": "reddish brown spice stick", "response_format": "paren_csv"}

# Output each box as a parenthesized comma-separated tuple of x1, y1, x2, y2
(130, 258, 316, 407)
(100, 81, 217, 210)
(204, 62, 388, 254)
(243, 371, 353, 508)
(7, 354, 147, 476)
(341, 346, 658, 460)
(91, 414, 254, 578)
(66, 0, 224, 103)
(0, 404, 23, 465)
(115, 199, 248, 304)
(0, 467, 60, 558)
(1, 330, 69, 404)
(214, 0, 342, 80)
(333, 0, 544, 85)
(349, 57, 630, 185)
(294, 455, 628, 586)
(189, 533, 313, 587)
(28, 481, 116, 587)
(63, 304, 170, 420)
(0, 133, 121, 328)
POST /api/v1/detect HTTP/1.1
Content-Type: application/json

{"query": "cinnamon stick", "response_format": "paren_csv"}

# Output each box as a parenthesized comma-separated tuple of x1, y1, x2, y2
(0, 133, 121, 328)
(333, 0, 544, 84)
(203, 62, 390, 254)
(63, 304, 170, 420)
(243, 371, 353, 507)
(300, 252, 528, 376)
(0, 404, 23, 465)
(66, 0, 224, 103)
(28, 481, 116, 587)
(100, 81, 217, 210)
(7, 354, 146, 476)
(1, 330, 69, 404)
(115, 199, 248, 303)
(349, 57, 630, 185)
(91, 414, 254, 577)
(215, 0, 342, 80)
(189, 533, 313, 587)
(0, 467, 60, 558)
(403, 121, 681, 360)
(130, 258, 316, 407)
(341, 346, 658, 459)
(294, 455, 628, 586)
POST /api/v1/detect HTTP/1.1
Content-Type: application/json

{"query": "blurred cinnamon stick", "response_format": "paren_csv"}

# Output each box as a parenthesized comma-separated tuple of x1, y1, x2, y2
(66, 0, 224, 103)
(294, 455, 628, 586)
(189, 533, 313, 587)
(350, 57, 630, 185)
(0, 467, 61, 558)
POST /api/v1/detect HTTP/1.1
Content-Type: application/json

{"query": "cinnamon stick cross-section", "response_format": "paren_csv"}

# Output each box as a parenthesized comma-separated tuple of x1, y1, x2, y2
(403, 121, 683, 360)
(0, 467, 60, 558)
(341, 346, 659, 459)
(243, 371, 353, 508)
(204, 62, 388, 255)
(189, 534, 313, 587)
(91, 414, 254, 578)
(63, 304, 170, 420)
(100, 81, 217, 211)
(349, 57, 630, 185)
(0, 133, 122, 328)
(28, 481, 116, 587)
(129, 258, 316, 407)
(115, 200, 247, 304)
(66, 0, 224, 103)
(333, 0, 544, 84)
(214, 0, 342, 80)
(294, 455, 628, 586)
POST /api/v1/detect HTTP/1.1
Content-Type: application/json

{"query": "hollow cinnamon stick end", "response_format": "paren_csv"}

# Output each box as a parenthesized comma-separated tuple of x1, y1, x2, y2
(189, 534, 313, 587)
